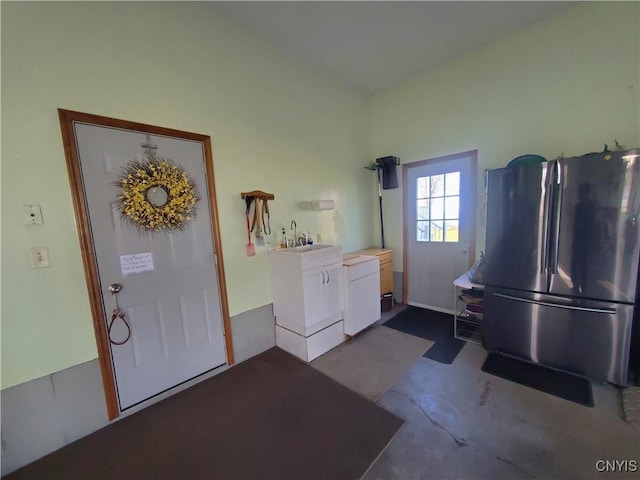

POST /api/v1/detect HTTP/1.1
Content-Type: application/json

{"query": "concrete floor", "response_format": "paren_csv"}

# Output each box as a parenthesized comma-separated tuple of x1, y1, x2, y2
(361, 306, 639, 480)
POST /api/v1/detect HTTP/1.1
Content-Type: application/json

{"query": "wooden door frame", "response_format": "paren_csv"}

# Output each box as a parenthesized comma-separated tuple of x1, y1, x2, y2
(402, 150, 478, 305)
(58, 109, 234, 420)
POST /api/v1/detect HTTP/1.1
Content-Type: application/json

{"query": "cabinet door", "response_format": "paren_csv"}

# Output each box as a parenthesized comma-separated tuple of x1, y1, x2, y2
(302, 263, 344, 336)
(380, 261, 393, 294)
(302, 267, 326, 335)
(344, 273, 380, 335)
(322, 262, 344, 325)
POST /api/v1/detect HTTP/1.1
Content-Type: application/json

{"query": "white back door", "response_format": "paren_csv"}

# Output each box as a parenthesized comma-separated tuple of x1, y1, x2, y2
(74, 123, 227, 411)
(405, 152, 476, 312)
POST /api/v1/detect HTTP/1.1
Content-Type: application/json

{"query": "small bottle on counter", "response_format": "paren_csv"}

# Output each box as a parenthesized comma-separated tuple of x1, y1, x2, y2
(280, 228, 288, 249)
(307, 232, 313, 245)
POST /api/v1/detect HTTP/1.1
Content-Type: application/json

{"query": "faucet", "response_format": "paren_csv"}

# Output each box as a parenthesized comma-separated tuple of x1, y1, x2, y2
(290, 220, 298, 246)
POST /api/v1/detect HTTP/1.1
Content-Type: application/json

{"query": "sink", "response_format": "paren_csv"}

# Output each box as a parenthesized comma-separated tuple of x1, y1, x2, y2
(276, 244, 333, 253)
(278, 244, 333, 253)
(269, 244, 342, 274)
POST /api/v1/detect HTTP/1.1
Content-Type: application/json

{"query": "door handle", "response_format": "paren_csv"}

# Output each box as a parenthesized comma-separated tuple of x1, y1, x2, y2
(549, 169, 562, 275)
(326, 270, 330, 284)
(493, 293, 615, 314)
(541, 163, 552, 274)
(107, 283, 131, 345)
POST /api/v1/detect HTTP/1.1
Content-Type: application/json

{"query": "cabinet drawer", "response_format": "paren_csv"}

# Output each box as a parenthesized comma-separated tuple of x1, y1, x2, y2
(377, 251, 393, 266)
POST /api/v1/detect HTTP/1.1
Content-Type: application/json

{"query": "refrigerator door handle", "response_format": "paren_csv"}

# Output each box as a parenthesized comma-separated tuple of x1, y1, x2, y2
(550, 164, 562, 274)
(493, 293, 616, 314)
(540, 164, 553, 274)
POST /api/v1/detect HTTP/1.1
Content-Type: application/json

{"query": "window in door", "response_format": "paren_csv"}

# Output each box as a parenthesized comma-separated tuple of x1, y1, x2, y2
(416, 172, 460, 242)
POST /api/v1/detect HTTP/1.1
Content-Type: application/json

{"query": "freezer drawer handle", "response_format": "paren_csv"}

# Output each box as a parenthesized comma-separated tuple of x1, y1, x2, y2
(493, 293, 616, 314)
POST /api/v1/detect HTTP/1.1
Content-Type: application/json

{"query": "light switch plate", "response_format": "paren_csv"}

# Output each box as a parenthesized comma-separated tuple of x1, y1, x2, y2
(30, 247, 50, 268)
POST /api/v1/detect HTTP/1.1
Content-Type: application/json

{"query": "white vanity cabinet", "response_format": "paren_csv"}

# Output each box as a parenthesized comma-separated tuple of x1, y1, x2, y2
(269, 245, 344, 361)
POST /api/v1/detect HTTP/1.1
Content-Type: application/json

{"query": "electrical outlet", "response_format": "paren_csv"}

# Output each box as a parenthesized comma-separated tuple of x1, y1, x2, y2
(23, 205, 44, 225)
(317, 233, 321, 243)
(30, 247, 50, 268)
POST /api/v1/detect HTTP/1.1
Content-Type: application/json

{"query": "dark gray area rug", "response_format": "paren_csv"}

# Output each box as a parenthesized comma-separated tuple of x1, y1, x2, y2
(6, 348, 403, 480)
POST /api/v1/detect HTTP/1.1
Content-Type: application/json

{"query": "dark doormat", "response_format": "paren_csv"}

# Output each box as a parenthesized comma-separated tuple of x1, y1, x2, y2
(6, 348, 403, 480)
(423, 337, 466, 364)
(384, 306, 464, 364)
(481, 352, 594, 407)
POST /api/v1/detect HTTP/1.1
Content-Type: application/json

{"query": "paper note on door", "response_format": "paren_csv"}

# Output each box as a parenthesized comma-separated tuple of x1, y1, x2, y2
(120, 252, 154, 275)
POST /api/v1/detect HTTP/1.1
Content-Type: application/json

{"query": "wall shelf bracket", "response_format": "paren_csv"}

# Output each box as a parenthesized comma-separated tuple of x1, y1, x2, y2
(241, 190, 274, 200)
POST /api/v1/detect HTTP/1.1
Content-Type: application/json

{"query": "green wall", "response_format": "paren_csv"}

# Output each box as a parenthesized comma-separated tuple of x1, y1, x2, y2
(372, 1, 640, 270)
(3, 1, 639, 391)
(1, 2, 374, 389)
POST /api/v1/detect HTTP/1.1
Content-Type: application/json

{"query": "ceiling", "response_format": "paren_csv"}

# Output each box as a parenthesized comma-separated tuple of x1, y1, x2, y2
(210, 1, 577, 92)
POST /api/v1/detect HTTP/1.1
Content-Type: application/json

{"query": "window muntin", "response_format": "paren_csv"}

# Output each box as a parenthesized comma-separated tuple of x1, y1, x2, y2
(416, 171, 460, 242)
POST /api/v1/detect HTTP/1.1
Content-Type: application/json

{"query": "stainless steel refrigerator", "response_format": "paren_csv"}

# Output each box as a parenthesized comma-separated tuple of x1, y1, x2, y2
(484, 149, 640, 385)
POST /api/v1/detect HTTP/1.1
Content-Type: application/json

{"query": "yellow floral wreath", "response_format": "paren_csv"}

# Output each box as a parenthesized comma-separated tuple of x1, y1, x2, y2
(115, 158, 199, 232)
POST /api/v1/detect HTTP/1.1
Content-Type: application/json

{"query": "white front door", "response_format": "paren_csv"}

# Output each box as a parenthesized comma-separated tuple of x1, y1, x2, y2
(73, 123, 227, 411)
(405, 152, 476, 312)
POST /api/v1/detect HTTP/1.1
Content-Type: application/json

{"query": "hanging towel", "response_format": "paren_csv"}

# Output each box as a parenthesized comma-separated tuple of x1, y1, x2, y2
(377, 156, 399, 189)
